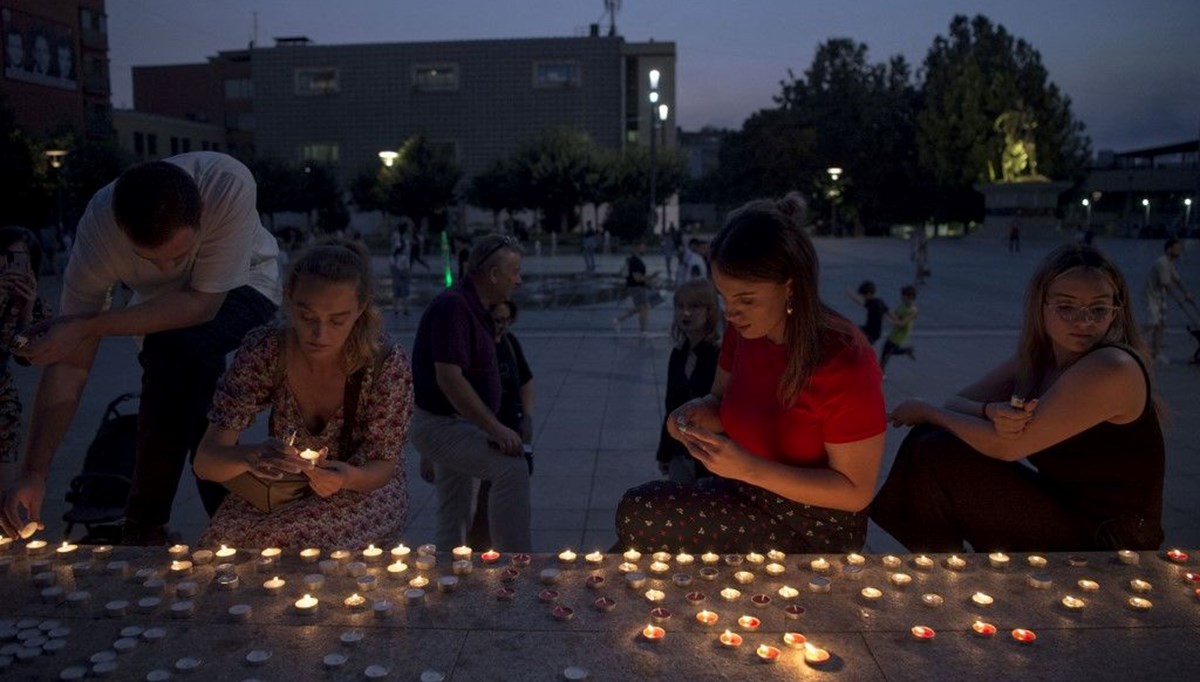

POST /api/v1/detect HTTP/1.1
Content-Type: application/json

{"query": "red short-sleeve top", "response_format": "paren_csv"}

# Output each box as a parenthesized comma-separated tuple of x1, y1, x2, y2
(718, 318, 886, 467)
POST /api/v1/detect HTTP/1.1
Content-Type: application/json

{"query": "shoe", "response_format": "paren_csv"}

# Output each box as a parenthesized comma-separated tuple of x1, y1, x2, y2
(120, 521, 170, 546)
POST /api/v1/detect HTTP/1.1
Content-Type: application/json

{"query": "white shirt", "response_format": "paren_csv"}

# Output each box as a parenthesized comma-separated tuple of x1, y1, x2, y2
(677, 249, 708, 285)
(62, 152, 281, 316)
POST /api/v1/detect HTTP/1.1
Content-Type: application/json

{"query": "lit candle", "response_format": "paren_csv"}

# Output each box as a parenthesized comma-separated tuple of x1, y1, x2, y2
(260, 547, 282, 562)
(804, 643, 831, 665)
(972, 620, 997, 637)
(92, 544, 114, 562)
(767, 549, 786, 562)
(331, 549, 353, 563)
(586, 575, 605, 589)
(481, 549, 501, 565)
(344, 593, 367, 611)
(263, 576, 286, 595)
(644, 589, 666, 603)
(719, 587, 741, 602)
(1061, 595, 1086, 611)
(890, 572, 912, 587)
(216, 544, 237, 560)
(623, 549, 642, 563)
(1117, 550, 1139, 566)
(617, 561, 639, 574)
(861, 587, 883, 601)
(452, 560, 473, 576)
(810, 557, 830, 573)
(745, 552, 765, 565)
(700, 552, 719, 565)
(971, 591, 994, 607)
(165, 544, 189, 561)
(1129, 579, 1152, 594)
(845, 553, 866, 567)
(1077, 579, 1100, 592)
(1182, 572, 1200, 585)
(733, 570, 754, 584)
(756, 644, 781, 663)
(452, 545, 473, 562)
(881, 555, 902, 569)
(1027, 555, 1048, 568)
(911, 625, 936, 640)
(25, 539, 48, 556)
(921, 593, 944, 608)
(750, 594, 771, 608)
(945, 555, 967, 571)
(737, 615, 760, 631)
(649, 561, 671, 576)
(987, 552, 1010, 569)
(675, 552, 694, 566)
(593, 596, 616, 612)
(719, 629, 743, 647)
(584, 551, 603, 566)
(764, 562, 785, 577)
(782, 632, 807, 649)
(698, 567, 720, 581)
(652, 551, 671, 563)
(808, 576, 832, 593)
(777, 585, 799, 600)
(641, 623, 665, 643)
(0, 535, 11, 553)
(1165, 548, 1189, 564)
(303, 573, 325, 592)
(913, 555, 934, 571)
(1012, 628, 1037, 644)
(53, 541, 78, 560)
(1027, 572, 1053, 589)
(649, 606, 672, 623)
(387, 561, 408, 580)
(390, 544, 411, 561)
(696, 610, 718, 626)
(169, 560, 192, 576)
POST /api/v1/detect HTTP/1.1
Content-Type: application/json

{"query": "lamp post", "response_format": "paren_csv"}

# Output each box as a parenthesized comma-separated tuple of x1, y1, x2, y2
(378, 150, 398, 168)
(826, 167, 842, 235)
(44, 149, 69, 259)
(656, 103, 669, 233)
(1185, 198, 1193, 232)
(1141, 198, 1150, 226)
(648, 69, 661, 235)
(1081, 198, 1091, 227)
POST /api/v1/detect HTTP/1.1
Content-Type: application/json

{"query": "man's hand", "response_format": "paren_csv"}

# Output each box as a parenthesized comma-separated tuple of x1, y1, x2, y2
(304, 461, 349, 498)
(13, 315, 97, 366)
(488, 424, 524, 457)
(1, 473, 46, 539)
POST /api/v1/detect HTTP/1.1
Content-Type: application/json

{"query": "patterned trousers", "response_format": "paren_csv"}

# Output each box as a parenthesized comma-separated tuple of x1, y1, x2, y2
(616, 477, 867, 553)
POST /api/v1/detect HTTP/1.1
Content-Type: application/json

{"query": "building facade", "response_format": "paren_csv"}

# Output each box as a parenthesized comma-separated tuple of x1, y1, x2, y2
(132, 48, 254, 156)
(0, 0, 111, 138)
(112, 109, 225, 161)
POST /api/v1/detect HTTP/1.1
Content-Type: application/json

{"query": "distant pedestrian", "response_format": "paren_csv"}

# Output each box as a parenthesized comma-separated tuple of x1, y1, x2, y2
(677, 238, 709, 286)
(1008, 218, 1021, 253)
(1144, 238, 1192, 362)
(614, 240, 653, 336)
(389, 245, 410, 317)
(660, 226, 677, 280)
(846, 280, 888, 345)
(880, 285, 918, 373)
(913, 230, 930, 285)
(581, 222, 598, 273)
(410, 227, 430, 271)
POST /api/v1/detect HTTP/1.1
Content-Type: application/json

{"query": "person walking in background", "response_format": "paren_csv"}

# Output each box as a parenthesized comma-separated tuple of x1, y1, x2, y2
(677, 238, 709, 285)
(655, 280, 721, 483)
(872, 244, 1165, 551)
(614, 240, 653, 336)
(581, 223, 598, 273)
(389, 243, 411, 317)
(660, 225, 678, 281)
(1008, 217, 1021, 253)
(846, 280, 888, 346)
(408, 235, 531, 551)
(0, 227, 49, 465)
(1144, 238, 1192, 363)
(913, 230, 930, 285)
(880, 285, 918, 373)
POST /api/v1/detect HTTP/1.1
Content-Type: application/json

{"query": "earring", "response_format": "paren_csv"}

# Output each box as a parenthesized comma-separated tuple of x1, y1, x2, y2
(786, 299, 794, 316)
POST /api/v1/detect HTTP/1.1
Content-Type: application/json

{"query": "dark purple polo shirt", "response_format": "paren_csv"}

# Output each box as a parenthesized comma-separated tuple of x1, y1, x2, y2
(411, 278, 501, 416)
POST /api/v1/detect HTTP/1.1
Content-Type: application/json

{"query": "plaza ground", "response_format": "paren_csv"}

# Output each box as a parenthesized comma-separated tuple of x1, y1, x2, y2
(9, 234, 1198, 552)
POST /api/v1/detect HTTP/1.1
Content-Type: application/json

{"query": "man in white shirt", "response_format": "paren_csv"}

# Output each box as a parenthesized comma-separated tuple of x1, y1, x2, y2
(1145, 237, 1192, 360)
(677, 238, 709, 286)
(1, 152, 280, 544)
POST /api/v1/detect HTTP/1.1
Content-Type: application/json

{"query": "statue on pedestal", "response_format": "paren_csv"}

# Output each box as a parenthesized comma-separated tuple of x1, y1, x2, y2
(991, 108, 1048, 183)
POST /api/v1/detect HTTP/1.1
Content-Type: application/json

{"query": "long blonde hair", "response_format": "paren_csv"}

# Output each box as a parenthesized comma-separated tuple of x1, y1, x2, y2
(285, 240, 382, 373)
(671, 279, 721, 348)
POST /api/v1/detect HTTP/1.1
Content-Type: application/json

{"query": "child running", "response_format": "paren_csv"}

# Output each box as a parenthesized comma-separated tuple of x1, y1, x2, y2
(880, 285, 918, 373)
(846, 280, 888, 345)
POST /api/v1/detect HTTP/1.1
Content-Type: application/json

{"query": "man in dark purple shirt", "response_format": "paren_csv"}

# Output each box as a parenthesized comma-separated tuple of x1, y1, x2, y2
(409, 235, 531, 551)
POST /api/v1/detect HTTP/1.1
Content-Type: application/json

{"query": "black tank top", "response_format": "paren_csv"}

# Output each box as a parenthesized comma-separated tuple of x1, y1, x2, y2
(1027, 345, 1164, 548)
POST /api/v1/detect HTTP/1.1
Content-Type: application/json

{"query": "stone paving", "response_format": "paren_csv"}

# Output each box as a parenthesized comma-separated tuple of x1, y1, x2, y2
(5, 235, 1197, 553)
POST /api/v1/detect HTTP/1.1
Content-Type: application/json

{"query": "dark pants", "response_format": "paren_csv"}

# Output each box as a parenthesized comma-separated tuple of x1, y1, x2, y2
(871, 426, 1095, 552)
(125, 286, 277, 527)
(616, 477, 867, 553)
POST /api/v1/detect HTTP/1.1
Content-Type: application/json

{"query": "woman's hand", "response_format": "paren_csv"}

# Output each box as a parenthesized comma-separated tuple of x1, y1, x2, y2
(245, 439, 305, 480)
(0, 270, 37, 318)
(675, 424, 754, 480)
(987, 399, 1038, 439)
(667, 397, 721, 444)
(304, 461, 349, 498)
(888, 399, 934, 428)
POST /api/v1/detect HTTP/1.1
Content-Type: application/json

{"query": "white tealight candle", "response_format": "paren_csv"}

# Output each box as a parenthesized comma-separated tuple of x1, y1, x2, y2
(720, 587, 741, 601)
(921, 593, 944, 608)
(362, 545, 384, 563)
(733, 570, 754, 585)
(558, 549, 578, 565)
(767, 549, 786, 562)
(1129, 579, 1152, 594)
(451, 560, 473, 576)
(263, 576, 286, 595)
(651, 551, 671, 563)
(175, 580, 199, 598)
(169, 560, 192, 576)
(216, 573, 240, 590)
(945, 555, 967, 571)
(318, 559, 340, 576)
(913, 555, 934, 570)
(1128, 596, 1153, 611)
(764, 563, 786, 577)
(390, 544, 411, 560)
(845, 553, 866, 567)
(25, 539, 48, 555)
(1027, 555, 1048, 568)
(387, 561, 408, 579)
(452, 545, 473, 562)
(971, 591, 994, 607)
(300, 547, 321, 563)
(260, 547, 282, 562)
(1117, 550, 1139, 566)
(889, 572, 912, 587)
(808, 576, 832, 593)
(700, 552, 719, 565)
(228, 603, 253, 622)
(861, 587, 883, 601)
(330, 549, 352, 564)
(881, 555, 902, 570)
(167, 544, 189, 561)
(777, 585, 799, 600)
(416, 544, 437, 557)
(617, 561, 639, 574)
(644, 589, 666, 603)
(675, 552, 694, 566)
(414, 555, 436, 571)
(303, 573, 325, 592)
(1061, 595, 1086, 611)
(55, 541, 79, 558)
(584, 551, 604, 566)
(190, 549, 213, 565)
(623, 549, 642, 563)
(356, 575, 378, 593)
(215, 544, 237, 560)
(344, 593, 367, 611)
(295, 594, 319, 616)
(1077, 579, 1100, 592)
(408, 575, 430, 589)
(745, 552, 765, 565)
(1027, 573, 1053, 589)
(810, 558, 831, 574)
(298, 448, 321, 465)
(649, 561, 671, 576)
(987, 552, 1010, 569)
(169, 600, 195, 619)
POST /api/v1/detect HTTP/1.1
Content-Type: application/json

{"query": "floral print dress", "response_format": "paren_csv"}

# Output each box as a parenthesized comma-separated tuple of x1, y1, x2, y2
(0, 296, 47, 463)
(200, 326, 413, 548)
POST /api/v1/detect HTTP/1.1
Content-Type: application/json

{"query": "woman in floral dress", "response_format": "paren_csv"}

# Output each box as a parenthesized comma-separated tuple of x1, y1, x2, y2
(194, 241, 412, 547)
(0, 227, 48, 464)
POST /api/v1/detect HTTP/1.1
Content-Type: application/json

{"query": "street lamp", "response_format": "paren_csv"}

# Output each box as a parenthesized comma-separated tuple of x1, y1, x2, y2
(656, 103, 669, 231)
(44, 149, 68, 168)
(1141, 198, 1150, 226)
(648, 69, 665, 235)
(827, 167, 843, 235)
(1185, 198, 1193, 231)
(378, 150, 399, 168)
(44, 149, 70, 250)
(1081, 198, 1091, 227)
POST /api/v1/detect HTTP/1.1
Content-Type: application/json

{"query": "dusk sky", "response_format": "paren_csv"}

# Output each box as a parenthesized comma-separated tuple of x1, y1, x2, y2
(107, 0, 1199, 153)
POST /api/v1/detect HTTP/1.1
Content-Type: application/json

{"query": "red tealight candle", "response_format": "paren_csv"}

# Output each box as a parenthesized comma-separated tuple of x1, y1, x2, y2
(782, 632, 807, 649)
(594, 597, 616, 613)
(695, 610, 718, 626)
(685, 591, 706, 605)
(494, 587, 515, 602)
(737, 615, 761, 631)
(784, 604, 806, 620)
(641, 624, 666, 642)
(911, 625, 936, 640)
(972, 621, 997, 638)
(719, 629, 743, 648)
(1183, 572, 1200, 585)
(756, 644, 781, 663)
(585, 575, 605, 589)
(510, 553, 532, 567)
(552, 606, 575, 622)
(804, 643, 831, 665)
(480, 550, 500, 565)
(1011, 628, 1037, 644)
(538, 589, 560, 603)
(1166, 549, 1190, 564)
(649, 607, 672, 623)
(750, 594, 771, 608)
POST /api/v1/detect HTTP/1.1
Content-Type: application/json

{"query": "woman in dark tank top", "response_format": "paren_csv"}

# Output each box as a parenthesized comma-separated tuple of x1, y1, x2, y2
(871, 244, 1165, 552)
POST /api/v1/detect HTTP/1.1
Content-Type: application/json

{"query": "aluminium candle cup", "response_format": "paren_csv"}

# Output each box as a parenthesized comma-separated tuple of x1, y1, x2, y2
(583, 551, 603, 567)
(405, 588, 426, 606)
(1026, 555, 1048, 568)
(304, 574, 326, 592)
(1061, 596, 1086, 611)
(389, 545, 411, 561)
(1128, 597, 1153, 611)
(808, 576, 832, 593)
(66, 590, 91, 610)
(414, 555, 437, 572)
(344, 593, 368, 611)
(499, 568, 520, 584)
(695, 610, 719, 626)
(782, 632, 807, 649)
(300, 548, 322, 563)
(889, 572, 912, 588)
(970, 592, 995, 607)
(842, 565, 864, 581)
(912, 555, 934, 571)
(685, 591, 706, 605)
(362, 545, 385, 563)
(945, 555, 967, 571)
(733, 571, 754, 585)
(1077, 579, 1100, 592)
(32, 571, 56, 588)
(700, 552, 719, 565)
(784, 604, 806, 619)
(318, 559, 340, 576)
(648, 607, 671, 624)
(737, 615, 761, 631)
(649, 561, 670, 576)
(920, 593, 943, 608)
(860, 587, 883, 602)
(911, 625, 936, 641)
(387, 562, 409, 580)
(750, 594, 772, 608)
(436, 576, 458, 594)
(745, 552, 765, 565)
(698, 567, 719, 581)
(215, 573, 240, 591)
(671, 573, 692, 588)
(764, 563, 786, 577)
(623, 549, 642, 563)
(724, 554, 744, 568)
(330, 549, 353, 564)
(593, 597, 616, 613)
(652, 551, 672, 564)
(809, 558, 830, 574)
(987, 552, 1011, 569)
(1067, 555, 1088, 567)
(510, 553, 532, 567)
(972, 621, 997, 637)
(416, 544, 437, 557)
(1027, 573, 1053, 590)
(106, 560, 130, 578)
(625, 572, 647, 590)
(617, 562, 639, 575)
(644, 589, 665, 603)
(1117, 550, 1140, 566)
(228, 604, 252, 622)
(1129, 579, 1153, 594)
(719, 630, 743, 648)
(356, 575, 379, 593)
(558, 549, 578, 566)
(346, 561, 368, 578)
(641, 624, 665, 642)
(373, 599, 394, 618)
(586, 575, 605, 590)
(104, 599, 129, 618)
(675, 552, 694, 566)
(719, 587, 741, 602)
(777, 585, 800, 600)
(189, 549, 213, 566)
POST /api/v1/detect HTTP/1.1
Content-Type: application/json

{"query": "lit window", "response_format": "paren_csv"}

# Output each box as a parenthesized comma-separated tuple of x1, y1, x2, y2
(294, 68, 339, 95)
(413, 64, 459, 91)
(534, 62, 581, 88)
(301, 144, 340, 163)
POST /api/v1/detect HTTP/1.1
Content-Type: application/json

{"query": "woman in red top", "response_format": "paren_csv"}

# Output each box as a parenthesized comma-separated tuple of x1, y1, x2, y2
(615, 194, 887, 552)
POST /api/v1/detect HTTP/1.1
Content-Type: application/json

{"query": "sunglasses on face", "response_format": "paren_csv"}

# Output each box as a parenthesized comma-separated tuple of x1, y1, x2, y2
(1045, 303, 1119, 324)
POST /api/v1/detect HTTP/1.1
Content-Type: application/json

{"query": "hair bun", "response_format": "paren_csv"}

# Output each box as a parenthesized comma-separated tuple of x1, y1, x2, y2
(777, 192, 808, 225)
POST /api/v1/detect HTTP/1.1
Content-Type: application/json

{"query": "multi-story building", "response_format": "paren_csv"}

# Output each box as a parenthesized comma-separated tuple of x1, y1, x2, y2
(112, 108, 225, 161)
(0, 0, 112, 138)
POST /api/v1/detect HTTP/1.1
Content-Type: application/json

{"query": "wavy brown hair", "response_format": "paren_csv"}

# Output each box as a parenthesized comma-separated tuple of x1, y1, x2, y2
(1016, 244, 1161, 417)
(710, 192, 848, 404)
(671, 279, 721, 348)
(285, 239, 382, 374)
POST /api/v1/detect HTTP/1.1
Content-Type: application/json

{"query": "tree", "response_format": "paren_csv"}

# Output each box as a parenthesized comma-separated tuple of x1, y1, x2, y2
(466, 158, 523, 230)
(296, 162, 341, 233)
(917, 14, 1091, 221)
(384, 135, 462, 235)
(509, 127, 600, 233)
(702, 107, 818, 209)
(0, 100, 53, 228)
(249, 156, 305, 231)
